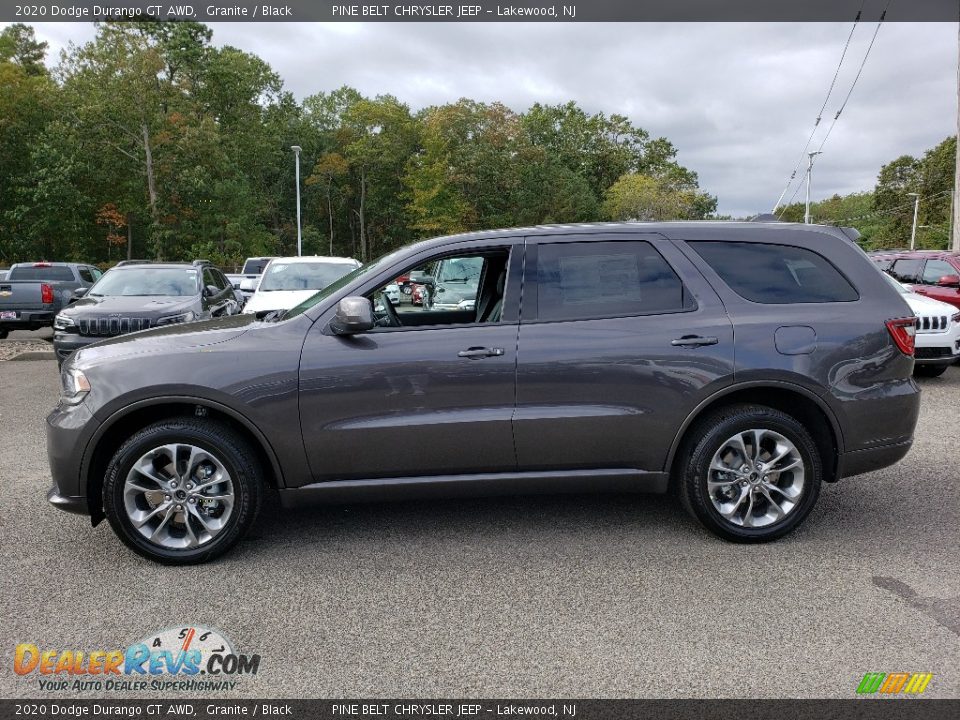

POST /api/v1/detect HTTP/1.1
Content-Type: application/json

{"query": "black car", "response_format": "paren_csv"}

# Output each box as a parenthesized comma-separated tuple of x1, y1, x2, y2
(46, 222, 920, 564)
(52, 261, 241, 366)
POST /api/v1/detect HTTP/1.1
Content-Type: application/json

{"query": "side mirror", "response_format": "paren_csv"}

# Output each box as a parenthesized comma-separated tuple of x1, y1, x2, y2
(239, 278, 258, 292)
(937, 274, 960, 288)
(69, 288, 88, 303)
(203, 285, 219, 297)
(330, 296, 374, 335)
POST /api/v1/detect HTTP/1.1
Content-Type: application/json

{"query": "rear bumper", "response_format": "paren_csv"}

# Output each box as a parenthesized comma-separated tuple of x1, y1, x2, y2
(0, 310, 54, 328)
(838, 439, 913, 479)
(47, 487, 88, 515)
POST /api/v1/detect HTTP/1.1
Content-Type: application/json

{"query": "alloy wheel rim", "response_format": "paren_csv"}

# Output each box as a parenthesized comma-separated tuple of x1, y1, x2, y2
(706, 428, 805, 528)
(123, 443, 235, 549)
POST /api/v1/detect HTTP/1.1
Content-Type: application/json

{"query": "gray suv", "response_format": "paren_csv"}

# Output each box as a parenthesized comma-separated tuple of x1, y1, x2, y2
(46, 222, 921, 564)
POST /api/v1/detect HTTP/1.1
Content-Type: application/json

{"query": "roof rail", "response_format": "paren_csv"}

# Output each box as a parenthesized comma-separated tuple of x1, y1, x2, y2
(114, 259, 153, 267)
(191, 259, 212, 266)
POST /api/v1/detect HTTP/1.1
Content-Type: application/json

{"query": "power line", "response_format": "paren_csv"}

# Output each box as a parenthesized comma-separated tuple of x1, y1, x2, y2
(812, 0, 891, 157)
(771, 3, 865, 213)
(837, 190, 952, 224)
(776, 1, 892, 220)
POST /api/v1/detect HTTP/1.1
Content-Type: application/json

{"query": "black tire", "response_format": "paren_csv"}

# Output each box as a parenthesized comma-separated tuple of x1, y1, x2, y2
(677, 404, 822, 543)
(0, 329, 8, 339)
(103, 418, 264, 564)
(913, 364, 948, 378)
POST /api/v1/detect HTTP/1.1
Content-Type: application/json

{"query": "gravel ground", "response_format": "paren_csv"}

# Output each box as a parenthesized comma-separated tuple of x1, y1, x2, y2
(1, 359, 957, 699)
(0, 341, 53, 361)
(0, 327, 54, 360)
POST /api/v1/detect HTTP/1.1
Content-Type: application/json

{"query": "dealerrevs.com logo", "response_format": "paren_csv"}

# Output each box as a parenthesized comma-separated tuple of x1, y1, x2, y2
(856, 673, 933, 696)
(14, 626, 261, 693)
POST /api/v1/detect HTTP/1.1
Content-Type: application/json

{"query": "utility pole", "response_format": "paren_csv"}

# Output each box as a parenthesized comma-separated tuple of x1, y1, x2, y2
(907, 193, 920, 250)
(291, 145, 303, 256)
(804, 151, 822, 224)
(953, 19, 960, 251)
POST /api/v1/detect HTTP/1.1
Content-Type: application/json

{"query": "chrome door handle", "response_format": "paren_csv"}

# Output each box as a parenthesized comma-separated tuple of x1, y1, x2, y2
(671, 336, 719, 347)
(458, 347, 505, 358)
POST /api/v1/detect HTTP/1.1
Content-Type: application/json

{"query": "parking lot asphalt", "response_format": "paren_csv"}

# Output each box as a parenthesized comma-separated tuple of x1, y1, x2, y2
(1, 357, 957, 699)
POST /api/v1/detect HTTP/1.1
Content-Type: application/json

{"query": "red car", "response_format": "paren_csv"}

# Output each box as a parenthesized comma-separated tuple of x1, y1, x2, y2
(869, 250, 960, 310)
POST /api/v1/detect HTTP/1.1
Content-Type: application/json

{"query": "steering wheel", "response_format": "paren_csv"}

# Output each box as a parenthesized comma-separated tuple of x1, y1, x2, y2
(373, 290, 402, 328)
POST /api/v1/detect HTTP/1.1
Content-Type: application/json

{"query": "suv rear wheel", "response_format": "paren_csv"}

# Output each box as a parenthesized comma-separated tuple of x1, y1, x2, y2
(103, 418, 263, 564)
(678, 404, 822, 542)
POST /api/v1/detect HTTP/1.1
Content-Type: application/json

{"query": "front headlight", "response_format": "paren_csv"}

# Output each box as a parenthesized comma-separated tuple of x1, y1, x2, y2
(952, 312, 960, 324)
(156, 311, 196, 326)
(53, 314, 75, 331)
(60, 366, 91, 405)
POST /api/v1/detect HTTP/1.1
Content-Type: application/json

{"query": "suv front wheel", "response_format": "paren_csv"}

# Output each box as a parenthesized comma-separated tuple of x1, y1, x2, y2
(103, 418, 264, 564)
(678, 404, 822, 542)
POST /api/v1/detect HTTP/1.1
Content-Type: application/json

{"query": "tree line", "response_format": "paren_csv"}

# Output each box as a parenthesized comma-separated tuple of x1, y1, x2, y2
(0, 21, 716, 268)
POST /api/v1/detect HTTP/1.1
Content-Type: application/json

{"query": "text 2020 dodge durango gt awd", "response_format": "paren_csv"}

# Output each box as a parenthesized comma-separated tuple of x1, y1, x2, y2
(47, 222, 921, 563)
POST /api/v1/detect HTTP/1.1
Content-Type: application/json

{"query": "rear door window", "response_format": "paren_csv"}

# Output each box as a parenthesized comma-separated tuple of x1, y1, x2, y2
(689, 241, 858, 304)
(536, 240, 689, 322)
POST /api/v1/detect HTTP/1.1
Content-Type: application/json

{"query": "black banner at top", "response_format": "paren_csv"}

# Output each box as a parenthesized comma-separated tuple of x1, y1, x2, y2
(0, 0, 958, 23)
(0, 700, 959, 720)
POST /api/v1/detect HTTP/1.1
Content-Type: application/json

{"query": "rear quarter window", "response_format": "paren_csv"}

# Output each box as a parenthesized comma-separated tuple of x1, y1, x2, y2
(689, 241, 858, 304)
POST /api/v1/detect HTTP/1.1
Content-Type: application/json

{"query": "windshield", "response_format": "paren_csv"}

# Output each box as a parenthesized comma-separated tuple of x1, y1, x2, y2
(437, 256, 483, 283)
(259, 260, 357, 292)
(89, 268, 199, 297)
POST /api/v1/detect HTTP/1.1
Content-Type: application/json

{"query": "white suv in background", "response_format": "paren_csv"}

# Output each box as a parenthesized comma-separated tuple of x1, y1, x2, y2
(243, 256, 361, 315)
(885, 273, 960, 377)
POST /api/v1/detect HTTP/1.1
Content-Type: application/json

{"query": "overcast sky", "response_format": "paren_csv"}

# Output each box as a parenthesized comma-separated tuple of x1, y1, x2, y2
(22, 21, 958, 218)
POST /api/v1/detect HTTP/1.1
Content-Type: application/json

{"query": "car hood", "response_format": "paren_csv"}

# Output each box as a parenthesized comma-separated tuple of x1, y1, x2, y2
(61, 295, 196, 318)
(902, 291, 957, 315)
(73, 313, 258, 366)
(243, 289, 317, 314)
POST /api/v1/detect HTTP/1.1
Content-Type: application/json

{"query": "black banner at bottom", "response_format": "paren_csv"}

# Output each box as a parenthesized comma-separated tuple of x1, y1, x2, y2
(1, 700, 959, 720)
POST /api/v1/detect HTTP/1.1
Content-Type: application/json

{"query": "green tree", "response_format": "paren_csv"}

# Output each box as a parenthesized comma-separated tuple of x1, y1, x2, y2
(602, 172, 715, 221)
(0, 24, 48, 75)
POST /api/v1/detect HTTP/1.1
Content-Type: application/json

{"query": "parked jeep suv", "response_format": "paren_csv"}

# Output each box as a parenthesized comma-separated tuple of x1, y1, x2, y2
(52, 261, 241, 367)
(46, 222, 920, 563)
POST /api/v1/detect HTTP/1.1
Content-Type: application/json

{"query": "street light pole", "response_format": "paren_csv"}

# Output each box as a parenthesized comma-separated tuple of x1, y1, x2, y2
(804, 151, 822, 224)
(953, 19, 960, 251)
(291, 145, 303, 256)
(907, 192, 920, 250)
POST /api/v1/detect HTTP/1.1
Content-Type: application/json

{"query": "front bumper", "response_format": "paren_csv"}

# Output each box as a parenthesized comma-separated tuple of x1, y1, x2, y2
(46, 399, 98, 517)
(52, 333, 100, 363)
(914, 332, 960, 366)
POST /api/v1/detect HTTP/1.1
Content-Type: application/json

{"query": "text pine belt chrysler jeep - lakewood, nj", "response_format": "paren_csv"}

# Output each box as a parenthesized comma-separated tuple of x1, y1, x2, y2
(46, 222, 920, 564)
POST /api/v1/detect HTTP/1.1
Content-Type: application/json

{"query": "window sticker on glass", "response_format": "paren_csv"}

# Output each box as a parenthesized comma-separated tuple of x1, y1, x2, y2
(559, 254, 642, 305)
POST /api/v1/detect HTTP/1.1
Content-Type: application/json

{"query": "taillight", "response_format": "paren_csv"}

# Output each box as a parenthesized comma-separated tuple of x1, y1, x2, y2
(40, 283, 54, 304)
(886, 317, 916, 356)
(32, 262, 52, 268)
